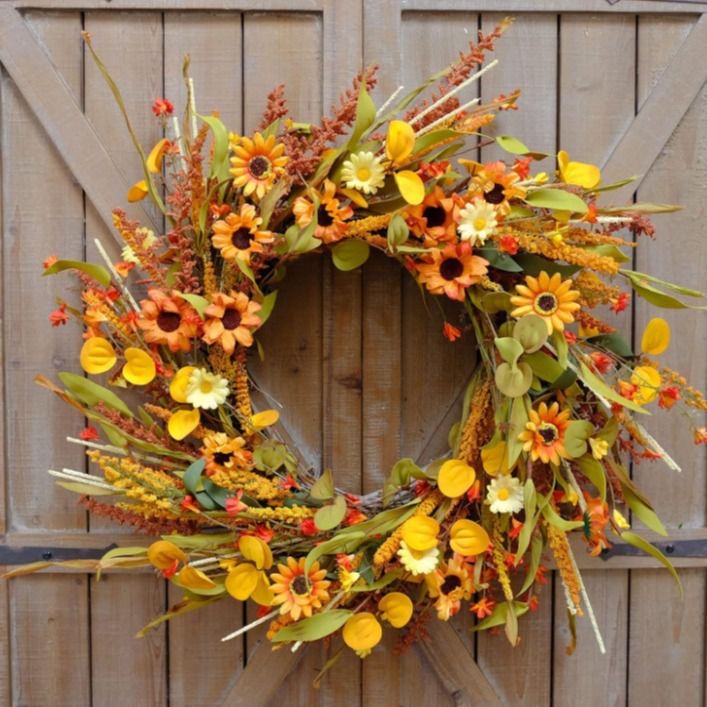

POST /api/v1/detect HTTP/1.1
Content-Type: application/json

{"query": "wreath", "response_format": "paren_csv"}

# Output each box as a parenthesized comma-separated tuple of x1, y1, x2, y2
(11, 18, 707, 668)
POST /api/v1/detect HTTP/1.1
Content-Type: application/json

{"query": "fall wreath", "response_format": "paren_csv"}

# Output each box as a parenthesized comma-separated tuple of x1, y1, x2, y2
(10, 18, 707, 667)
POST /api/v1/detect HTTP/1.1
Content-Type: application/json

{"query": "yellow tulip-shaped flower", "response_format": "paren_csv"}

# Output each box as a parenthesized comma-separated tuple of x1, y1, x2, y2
(449, 519, 490, 556)
(378, 592, 413, 629)
(225, 536, 275, 606)
(641, 317, 671, 356)
(342, 612, 382, 658)
(80, 337, 117, 375)
(122, 347, 156, 385)
(557, 150, 601, 189)
(175, 565, 217, 591)
(170, 366, 196, 403)
(400, 515, 439, 552)
(127, 179, 149, 203)
(385, 120, 415, 165)
(167, 408, 200, 440)
(147, 540, 187, 569)
(631, 365, 662, 406)
(437, 459, 476, 498)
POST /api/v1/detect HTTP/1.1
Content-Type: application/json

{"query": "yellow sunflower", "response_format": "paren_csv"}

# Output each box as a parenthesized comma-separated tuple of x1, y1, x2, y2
(405, 186, 459, 246)
(465, 159, 526, 214)
(518, 401, 571, 466)
(202, 291, 261, 354)
(211, 204, 273, 264)
(270, 557, 331, 621)
(416, 242, 488, 302)
(230, 132, 288, 199)
(511, 271, 581, 334)
(201, 431, 252, 476)
(425, 556, 473, 621)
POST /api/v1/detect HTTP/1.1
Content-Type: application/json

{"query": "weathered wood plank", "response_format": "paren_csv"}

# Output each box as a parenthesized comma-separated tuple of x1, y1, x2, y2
(0, 5, 157, 237)
(0, 567, 9, 705)
(2, 10, 86, 533)
(10, 0, 325, 8)
(628, 14, 707, 707)
(10, 574, 91, 705)
(402, 0, 707, 11)
(552, 14, 636, 707)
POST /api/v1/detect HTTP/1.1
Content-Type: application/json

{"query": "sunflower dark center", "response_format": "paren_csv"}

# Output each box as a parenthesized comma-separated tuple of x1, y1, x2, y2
(231, 228, 252, 250)
(441, 575, 462, 594)
(535, 293, 558, 314)
(538, 423, 559, 446)
(156, 311, 181, 333)
(248, 155, 270, 178)
(292, 575, 309, 595)
(222, 308, 242, 330)
(423, 205, 447, 228)
(484, 183, 506, 204)
(440, 257, 464, 281)
(213, 452, 232, 465)
(317, 205, 334, 227)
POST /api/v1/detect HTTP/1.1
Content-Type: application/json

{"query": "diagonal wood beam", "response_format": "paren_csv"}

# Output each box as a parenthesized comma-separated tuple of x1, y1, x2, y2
(0, 6, 157, 237)
(416, 621, 503, 707)
(602, 12, 707, 188)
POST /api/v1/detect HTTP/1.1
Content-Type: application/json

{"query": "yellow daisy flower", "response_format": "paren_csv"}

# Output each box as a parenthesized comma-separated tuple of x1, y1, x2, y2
(230, 132, 288, 199)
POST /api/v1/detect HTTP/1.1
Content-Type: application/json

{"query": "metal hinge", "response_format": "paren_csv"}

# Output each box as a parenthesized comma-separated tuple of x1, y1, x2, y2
(599, 539, 707, 560)
(0, 544, 117, 565)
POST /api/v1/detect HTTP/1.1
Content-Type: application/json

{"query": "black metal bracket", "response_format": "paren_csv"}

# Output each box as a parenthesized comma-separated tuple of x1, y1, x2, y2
(0, 544, 117, 565)
(599, 539, 707, 560)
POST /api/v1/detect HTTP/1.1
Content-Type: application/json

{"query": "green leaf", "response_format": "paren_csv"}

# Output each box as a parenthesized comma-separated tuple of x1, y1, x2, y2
(512, 253, 580, 279)
(586, 244, 630, 264)
(506, 396, 529, 467)
(563, 420, 594, 458)
(495, 337, 524, 366)
(197, 113, 230, 184)
(515, 480, 538, 562)
(203, 478, 231, 508)
(525, 188, 588, 214)
(332, 240, 370, 271)
(314, 495, 348, 531)
(99, 422, 127, 447)
(175, 292, 209, 318)
(272, 609, 353, 643)
(513, 315, 548, 353)
(383, 458, 426, 506)
(586, 333, 634, 359)
(622, 486, 667, 536)
(257, 291, 278, 326)
(592, 175, 639, 193)
(43, 259, 111, 286)
(495, 361, 532, 398)
(309, 469, 335, 500)
(58, 372, 133, 418)
(524, 350, 565, 383)
(542, 503, 583, 532)
(576, 455, 606, 500)
(136, 596, 220, 637)
(474, 601, 529, 631)
(387, 213, 409, 250)
(55, 480, 118, 496)
(495, 135, 529, 155)
(183, 459, 206, 495)
(304, 531, 366, 574)
(163, 532, 234, 550)
(621, 270, 707, 310)
(620, 531, 682, 597)
(347, 83, 376, 149)
(477, 247, 523, 272)
(578, 362, 649, 415)
(519, 534, 544, 595)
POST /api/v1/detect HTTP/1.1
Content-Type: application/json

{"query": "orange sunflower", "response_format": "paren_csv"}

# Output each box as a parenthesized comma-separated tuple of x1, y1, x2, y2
(201, 431, 252, 476)
(466, 160, 526, 214)
(425, 556, 473, 621)
(230, 132, 288, 199)
(138, 289, 200, 352)
(270, 557, 331, 621)
(405, 186, 460, 246)
(211, 204, 273, 264)
(202, 291, 261, 354)
(510, 271, 581, 335)
(518, 401, 571, 466)
(293, 179, 353, 244)
(416, 242, 488, 301)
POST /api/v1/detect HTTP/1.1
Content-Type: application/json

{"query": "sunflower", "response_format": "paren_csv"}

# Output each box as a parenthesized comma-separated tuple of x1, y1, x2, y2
(293, 179, 353, 244)
(230, 132, 288, 199)
(405, 186, 459, 246)
(211, 204, 273, 264)
(270, 557, 331, 621)
(341, 151, 386, 194)
(425, 556, 473, 621)
(511, 271, 581, 335)
(518, 401, 571, 466)
(416, 242, 488, 301)
(201, 431, 252, 476)
(138, 289, 200, 352)
(202, 291, 261, 354)
(466, 159, 526, 214)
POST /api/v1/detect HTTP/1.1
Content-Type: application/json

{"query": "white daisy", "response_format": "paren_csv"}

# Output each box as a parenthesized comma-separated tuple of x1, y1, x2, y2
(185, 368, 230, 410)
(486, 475, 524, 515)
(397, 540, 439, 576)
(457, 200, 498, 246)
(341, 151, 386, 195)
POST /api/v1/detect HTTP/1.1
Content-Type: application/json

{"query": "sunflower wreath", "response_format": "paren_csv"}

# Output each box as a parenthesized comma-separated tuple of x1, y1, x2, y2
(11, 19, 707, 665)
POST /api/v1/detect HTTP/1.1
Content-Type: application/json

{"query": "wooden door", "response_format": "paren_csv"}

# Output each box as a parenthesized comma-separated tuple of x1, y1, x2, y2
(1, 2, 705, 705)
